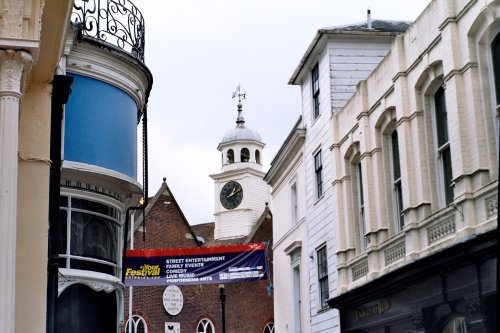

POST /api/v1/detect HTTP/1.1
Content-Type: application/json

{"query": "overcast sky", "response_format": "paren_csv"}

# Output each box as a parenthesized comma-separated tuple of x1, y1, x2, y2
(134, 0, 431, 225)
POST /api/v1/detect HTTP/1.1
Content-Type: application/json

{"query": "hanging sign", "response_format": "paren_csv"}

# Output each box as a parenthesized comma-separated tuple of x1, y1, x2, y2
(125, 243, 268, 286)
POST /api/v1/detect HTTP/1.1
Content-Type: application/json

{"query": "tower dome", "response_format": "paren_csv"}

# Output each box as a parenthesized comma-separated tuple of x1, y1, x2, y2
(220, 102, 263, 145)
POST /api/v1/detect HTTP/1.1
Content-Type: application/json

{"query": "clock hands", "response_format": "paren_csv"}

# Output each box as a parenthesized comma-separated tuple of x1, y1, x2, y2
(227, 187, 241, 198)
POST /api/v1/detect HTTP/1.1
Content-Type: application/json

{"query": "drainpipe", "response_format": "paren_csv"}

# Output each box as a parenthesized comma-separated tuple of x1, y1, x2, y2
(121, 103, 149, 283)
(47, 75, 73, 333)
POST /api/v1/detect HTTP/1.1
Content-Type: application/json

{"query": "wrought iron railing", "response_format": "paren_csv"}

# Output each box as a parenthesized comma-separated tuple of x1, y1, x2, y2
(71, 0, 145, 62)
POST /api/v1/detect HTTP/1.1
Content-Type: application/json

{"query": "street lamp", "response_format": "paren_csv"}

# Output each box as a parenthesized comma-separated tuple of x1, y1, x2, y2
(219, 284, 226, 333)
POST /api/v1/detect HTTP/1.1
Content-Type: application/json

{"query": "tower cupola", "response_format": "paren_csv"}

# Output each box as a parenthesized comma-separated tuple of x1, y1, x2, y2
(217, 86, 265, 172)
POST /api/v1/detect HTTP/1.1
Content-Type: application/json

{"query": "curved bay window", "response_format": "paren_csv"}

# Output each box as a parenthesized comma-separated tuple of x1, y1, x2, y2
(59, 194, 122, 276)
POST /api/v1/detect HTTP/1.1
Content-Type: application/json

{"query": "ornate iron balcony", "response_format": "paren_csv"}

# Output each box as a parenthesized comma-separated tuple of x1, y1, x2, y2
(71, 0, 145, 62)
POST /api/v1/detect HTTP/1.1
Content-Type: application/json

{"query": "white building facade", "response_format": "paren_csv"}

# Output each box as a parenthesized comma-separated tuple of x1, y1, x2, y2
(326, 0, 498, 332)
(265, 116, 308, 333)
(268, 18, 411, 332)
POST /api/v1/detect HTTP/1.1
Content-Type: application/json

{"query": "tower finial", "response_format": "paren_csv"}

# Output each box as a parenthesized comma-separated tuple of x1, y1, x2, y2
(232, 84, 246, 103)
(232, 84, 246, 126)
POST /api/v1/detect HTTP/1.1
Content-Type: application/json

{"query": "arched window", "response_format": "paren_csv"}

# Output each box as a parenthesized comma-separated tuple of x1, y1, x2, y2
(353, 161, 367, 250)
(263, 322, 275, 333)
(227, 149, 234, 164)
(491, 33, 500, 105)
(125, 315, 148, 333)
(196, 318, 214, 333)
(345, 143, 367, 252)
(255, 149, 261, 164)
(241, 148, 250, 162)
(375, 108, 404, 236)
(491, 32, 500, 150)
(434, 86, 454, 205)
(390, 130, 404, 231)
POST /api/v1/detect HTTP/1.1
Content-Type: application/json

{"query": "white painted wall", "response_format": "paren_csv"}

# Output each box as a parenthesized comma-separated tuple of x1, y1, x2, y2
(294, 30, 400, 333)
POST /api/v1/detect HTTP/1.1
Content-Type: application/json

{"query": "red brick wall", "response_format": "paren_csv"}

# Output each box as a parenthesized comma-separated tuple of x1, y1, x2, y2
(123, 194, 274, 333)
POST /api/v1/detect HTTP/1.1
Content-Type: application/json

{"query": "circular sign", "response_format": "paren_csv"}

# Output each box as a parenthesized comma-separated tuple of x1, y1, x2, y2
(162, 285, 183, 315)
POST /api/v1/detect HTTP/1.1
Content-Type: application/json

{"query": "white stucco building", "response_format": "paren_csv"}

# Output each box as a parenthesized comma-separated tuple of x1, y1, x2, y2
(266, 15, 410, 333)
(326, 0, 498, 331)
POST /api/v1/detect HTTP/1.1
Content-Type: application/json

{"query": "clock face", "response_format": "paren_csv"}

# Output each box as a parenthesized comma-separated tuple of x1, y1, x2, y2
(220, 181, 243, 210)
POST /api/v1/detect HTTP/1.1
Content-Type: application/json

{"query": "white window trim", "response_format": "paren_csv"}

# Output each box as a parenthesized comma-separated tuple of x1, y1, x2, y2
(431, 85, 454, 207)
(126, 315, 148, 333)
(196, 318, 215, 333)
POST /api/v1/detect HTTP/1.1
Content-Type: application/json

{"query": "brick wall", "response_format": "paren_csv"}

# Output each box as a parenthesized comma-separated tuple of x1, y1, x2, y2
(124, 192, 274, 333)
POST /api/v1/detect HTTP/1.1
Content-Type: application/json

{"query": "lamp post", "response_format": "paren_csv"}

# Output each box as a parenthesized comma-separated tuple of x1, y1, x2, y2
(219, 284, 226, 333)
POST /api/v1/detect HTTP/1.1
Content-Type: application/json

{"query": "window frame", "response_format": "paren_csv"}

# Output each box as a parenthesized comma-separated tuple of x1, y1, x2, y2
(354, 162, 368, 250)
(390, 130, 404, 231)
(263, 322, 275, 333)
(125, 315, 148, 333)
(433, 86, 454, 206)
(314, 150, 323, 200)
(290, 179, 298, 226)
(59, 190, 123, 277)
(311, 62, 320, 119)
(196, 318, 215, 333)
(316, 245, 329, 309)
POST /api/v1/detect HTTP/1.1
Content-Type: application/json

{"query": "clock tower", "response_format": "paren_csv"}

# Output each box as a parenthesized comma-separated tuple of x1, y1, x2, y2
(210, 87, 270, 240)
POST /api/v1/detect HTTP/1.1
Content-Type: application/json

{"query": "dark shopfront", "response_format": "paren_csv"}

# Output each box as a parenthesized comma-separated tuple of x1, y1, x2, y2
(328, 231, 497, 333)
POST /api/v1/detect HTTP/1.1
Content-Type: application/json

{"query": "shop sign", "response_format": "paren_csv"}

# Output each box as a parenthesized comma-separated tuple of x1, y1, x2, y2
(356, 299, 391, 321)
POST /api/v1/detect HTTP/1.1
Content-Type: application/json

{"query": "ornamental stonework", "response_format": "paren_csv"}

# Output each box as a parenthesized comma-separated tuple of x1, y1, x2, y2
(0, 50, 32, 94)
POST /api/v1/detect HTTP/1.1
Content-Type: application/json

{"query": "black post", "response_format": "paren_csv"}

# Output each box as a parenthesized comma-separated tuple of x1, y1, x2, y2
(219, 284, 226, 333)
(47, 75, 73, 333)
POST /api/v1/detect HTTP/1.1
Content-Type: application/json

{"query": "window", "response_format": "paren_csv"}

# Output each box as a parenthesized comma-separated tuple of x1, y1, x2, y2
(355, 162, 367, 249)
(312, 63, 320, 119)
(314, 150, 323, 199)
(390, 130, 404, 230)
(263, 322, 275, 333)
(59, 194, 122, 276)
(241, 148, 250, 162)
(492, 33, 500, 105)
(292, 265, 302, 331)
(227, 149, 234, 164)
(316, 246, 329, 308)
(255, 149, 261, 164)
(491, 33, 500, 148)
(434, 87, 454, 205)
(290, 181, 298, 225)
(125, 315, 147, 333)
(196, 319, 214, 333)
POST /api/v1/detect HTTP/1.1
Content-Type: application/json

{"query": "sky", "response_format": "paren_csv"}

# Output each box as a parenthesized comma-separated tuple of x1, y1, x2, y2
(134, 0, 431, 225)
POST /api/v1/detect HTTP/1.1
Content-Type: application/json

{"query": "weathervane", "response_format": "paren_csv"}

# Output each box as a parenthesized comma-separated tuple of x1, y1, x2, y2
(232, 85, 246, 103)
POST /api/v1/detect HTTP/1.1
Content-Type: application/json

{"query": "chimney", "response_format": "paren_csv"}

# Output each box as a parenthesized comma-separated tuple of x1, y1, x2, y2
(367, 9, 372, 29)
